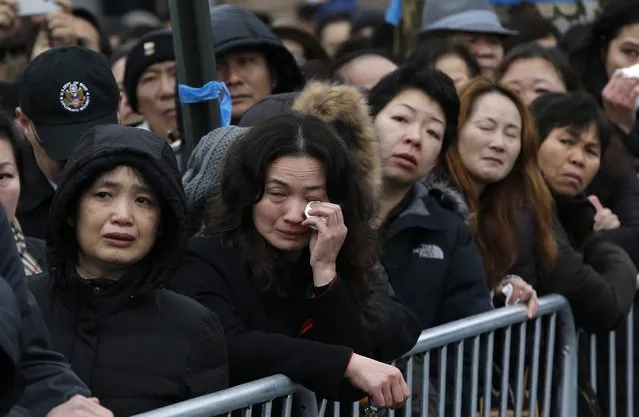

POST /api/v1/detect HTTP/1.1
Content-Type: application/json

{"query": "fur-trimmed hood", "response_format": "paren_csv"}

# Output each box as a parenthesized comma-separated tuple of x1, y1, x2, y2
(184, 82, 382, 232)
(422, 173, 471, 224)
(291, 81, 381, 198)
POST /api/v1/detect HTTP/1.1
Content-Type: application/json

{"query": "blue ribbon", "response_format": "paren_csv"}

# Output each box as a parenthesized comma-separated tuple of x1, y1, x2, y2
(385, 0, 402, 27)
(178, 81, 232, 127)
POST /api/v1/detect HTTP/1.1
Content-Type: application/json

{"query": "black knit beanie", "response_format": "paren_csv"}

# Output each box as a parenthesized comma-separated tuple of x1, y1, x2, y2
(124, 29, 175, 113)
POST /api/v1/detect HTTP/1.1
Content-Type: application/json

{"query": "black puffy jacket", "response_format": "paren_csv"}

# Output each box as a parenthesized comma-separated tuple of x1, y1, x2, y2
(28, 125, 228, 416)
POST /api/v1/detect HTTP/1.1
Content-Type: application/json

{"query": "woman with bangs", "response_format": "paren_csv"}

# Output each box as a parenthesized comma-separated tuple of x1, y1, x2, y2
(437, 77, 634, 334)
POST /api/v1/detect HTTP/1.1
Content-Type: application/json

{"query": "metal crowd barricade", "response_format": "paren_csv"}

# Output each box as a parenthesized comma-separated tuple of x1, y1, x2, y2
(133, 375, 318, 417)
(583, 275, 639, 417)
(134, 295, 577, 417)
(320, 295, 578, 417)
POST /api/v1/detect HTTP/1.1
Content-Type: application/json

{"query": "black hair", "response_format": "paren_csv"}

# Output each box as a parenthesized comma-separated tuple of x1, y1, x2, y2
(368, 65, 459, 158)
(498, 43, 582, 92)
(203, 112, 378, 309)
(72, 7, 113, 57)
(558, 23, 589, 52)
(531, 91, 635, 202)
(0, 110, 24, 181)
(503, 16, 560, 52)
(564, 0, 639, 96)
(407, 38, 480, 78)
(329, 36, 396, 79)
(530, 92, 612, 154)
(316, 11, 352, 38)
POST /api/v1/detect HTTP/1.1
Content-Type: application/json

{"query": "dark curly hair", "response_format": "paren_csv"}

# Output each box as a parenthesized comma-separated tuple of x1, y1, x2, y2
(202, 112, 379, 308)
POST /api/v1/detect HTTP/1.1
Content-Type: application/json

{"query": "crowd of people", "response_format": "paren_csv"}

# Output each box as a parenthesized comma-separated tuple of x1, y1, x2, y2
(1, 0, 639, 416)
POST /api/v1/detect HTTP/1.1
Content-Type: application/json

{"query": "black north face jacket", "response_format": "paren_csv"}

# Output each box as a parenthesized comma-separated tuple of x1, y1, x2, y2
(381, 179, 492, 415)
(382, 179, 491, 328)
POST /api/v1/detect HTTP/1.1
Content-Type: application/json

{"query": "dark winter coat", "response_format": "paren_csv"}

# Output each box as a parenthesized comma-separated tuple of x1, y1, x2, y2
(543, 194, 636, 334)
(15, 139, 55, 240)
(383, 179, 491, 329)
(168, 238, 419, 401)
(27, 125, 228, 416)
(0, 208, 89, 416)
(383, 178, 492, 415)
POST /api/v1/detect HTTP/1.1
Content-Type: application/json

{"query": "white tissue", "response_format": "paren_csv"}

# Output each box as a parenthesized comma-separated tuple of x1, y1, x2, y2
(304, 201, 327, 230)
(613, 64, 639, 109)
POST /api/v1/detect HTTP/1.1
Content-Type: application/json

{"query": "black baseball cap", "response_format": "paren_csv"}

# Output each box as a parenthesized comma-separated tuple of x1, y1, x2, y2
(18, 46, 119, 162)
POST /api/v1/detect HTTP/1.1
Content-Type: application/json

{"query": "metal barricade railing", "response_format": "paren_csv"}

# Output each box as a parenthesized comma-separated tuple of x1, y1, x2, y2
(134, 295, 578, 417)
(582, 275, 639, 417)
(133, 375, 318, 417)
(319, 295, 578, 417)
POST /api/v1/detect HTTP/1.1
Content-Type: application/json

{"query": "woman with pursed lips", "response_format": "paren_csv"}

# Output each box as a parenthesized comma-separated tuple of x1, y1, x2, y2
(438, 77, 636, 334)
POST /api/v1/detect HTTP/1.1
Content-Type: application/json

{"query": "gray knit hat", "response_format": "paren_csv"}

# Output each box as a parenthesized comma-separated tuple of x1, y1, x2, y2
(182, 126, 250, 213)
(420, 0, 516, 36)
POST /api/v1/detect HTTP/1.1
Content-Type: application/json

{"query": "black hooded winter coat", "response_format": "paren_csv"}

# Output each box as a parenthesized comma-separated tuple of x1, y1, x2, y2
(28, 125, 228, 416)
(210, 5, 306, 123)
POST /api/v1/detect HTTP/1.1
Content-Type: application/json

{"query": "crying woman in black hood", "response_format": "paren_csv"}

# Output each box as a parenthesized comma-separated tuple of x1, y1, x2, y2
(28, 125, 228, 416)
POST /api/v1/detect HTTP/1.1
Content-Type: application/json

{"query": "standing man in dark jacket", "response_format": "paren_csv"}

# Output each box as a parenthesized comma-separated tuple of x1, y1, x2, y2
(15, 46, 120, 239)
(368, 66, 493, 413)
(28, 125, 228, 415)
(210, 5, 306, 123)
(0, 207, 116, 416)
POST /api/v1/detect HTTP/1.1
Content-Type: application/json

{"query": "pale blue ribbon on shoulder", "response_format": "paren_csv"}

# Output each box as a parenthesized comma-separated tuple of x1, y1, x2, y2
(385, 0, 402, 27)
(178, 81, 232, 127)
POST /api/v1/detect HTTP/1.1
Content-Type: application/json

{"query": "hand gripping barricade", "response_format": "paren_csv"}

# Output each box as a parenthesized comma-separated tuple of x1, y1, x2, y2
(318, 295, 578, 417)
(133, 295, 579, 417)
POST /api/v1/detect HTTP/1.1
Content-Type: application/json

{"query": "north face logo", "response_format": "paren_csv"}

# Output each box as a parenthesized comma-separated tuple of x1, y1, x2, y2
(412, 244, 444, 260)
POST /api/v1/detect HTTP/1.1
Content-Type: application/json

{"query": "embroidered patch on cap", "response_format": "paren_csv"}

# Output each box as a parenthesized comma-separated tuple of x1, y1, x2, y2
(144, 41, 155, 56)
(59, 81, 90, 113)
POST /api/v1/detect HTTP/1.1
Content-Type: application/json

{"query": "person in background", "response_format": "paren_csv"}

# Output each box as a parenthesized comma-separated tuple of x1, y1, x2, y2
(15, 46, 119, 239)
(111, 43, 144, 127)
(124, 29, 180, 164)
(0, 111, 43, 275)
(28, 0, 77, 61)
(440, 77, 636, 334)
(530, 91, 639, 416)
(368, 65, 494, 414)
(498, 43, 580, 106)
(564, 0, 639, 162)
(503, 16, 560, 52)
(407, 39, 481, 91)
(211, 5, 305, 124)
(71, 7, 112, 56)
(417, 0, 515, 81)
(498, 43, 639, 270)
(330, 37, 398, 91)
(169, 112, 419, 408)
(316, 10, 353, 57)
(28, 125, 229, 415)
